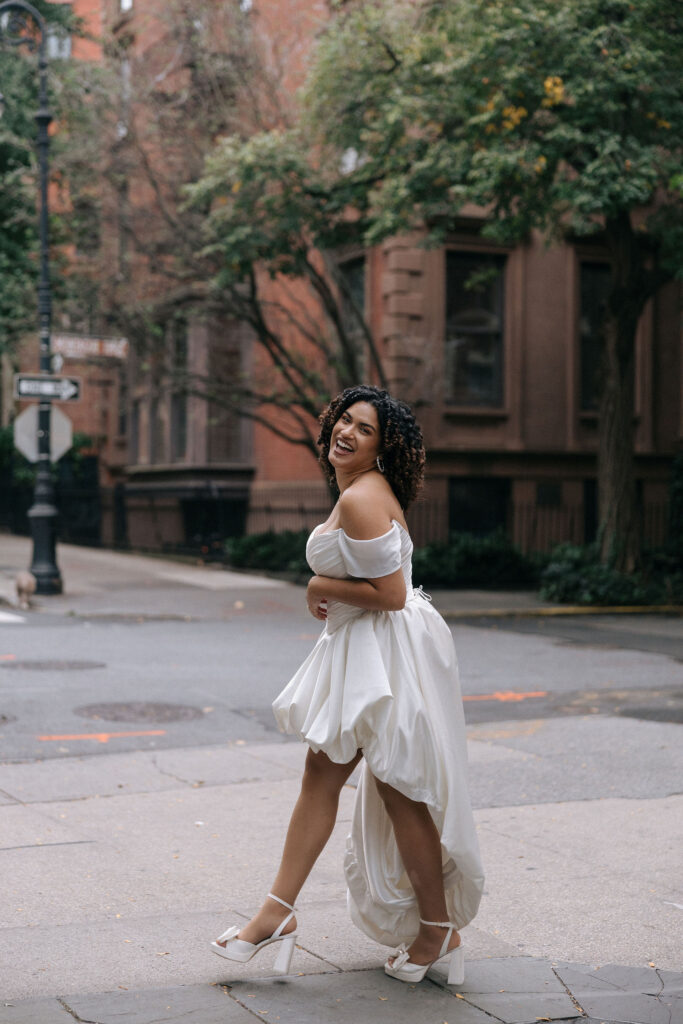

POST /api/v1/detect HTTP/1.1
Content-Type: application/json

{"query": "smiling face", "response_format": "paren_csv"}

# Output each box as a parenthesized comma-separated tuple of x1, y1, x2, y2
(328, 401, 381, 475)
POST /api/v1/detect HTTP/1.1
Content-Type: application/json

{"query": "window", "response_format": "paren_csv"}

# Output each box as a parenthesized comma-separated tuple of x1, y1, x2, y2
(170, 322, 188, 462)
(579, 261, 611, 410)
(46, 24, 71, 60)
(448, 477, 510, 535)
(117, 367, 127, 438)
(445, 251, 505, 407)
(129, 399, 140, 464)
(338, 256, 365, 336)
(149, 395, 165, 464)
(338, 256, 366, 375)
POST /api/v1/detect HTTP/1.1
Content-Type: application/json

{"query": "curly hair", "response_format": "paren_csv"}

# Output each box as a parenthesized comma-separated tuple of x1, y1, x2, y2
(317, 385, 426, 509)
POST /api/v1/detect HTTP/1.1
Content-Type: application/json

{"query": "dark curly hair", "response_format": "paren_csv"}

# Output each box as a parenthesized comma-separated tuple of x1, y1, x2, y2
(317, 385, 426, 509)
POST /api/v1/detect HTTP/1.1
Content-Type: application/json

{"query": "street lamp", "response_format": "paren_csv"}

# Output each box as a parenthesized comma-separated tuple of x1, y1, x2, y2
(0, 0, 62, 593)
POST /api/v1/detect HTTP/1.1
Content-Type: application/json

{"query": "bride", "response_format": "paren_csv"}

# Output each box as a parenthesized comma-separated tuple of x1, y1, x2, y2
(211, 385, 484, 984)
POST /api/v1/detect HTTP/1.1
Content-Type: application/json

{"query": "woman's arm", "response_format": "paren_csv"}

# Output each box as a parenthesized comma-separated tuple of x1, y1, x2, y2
(306, 484, 406, 618)
(307, 569, 406, 617)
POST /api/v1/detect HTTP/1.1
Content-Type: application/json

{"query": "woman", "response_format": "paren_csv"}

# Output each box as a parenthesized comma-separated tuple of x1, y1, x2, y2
(211, 385, 484, 984)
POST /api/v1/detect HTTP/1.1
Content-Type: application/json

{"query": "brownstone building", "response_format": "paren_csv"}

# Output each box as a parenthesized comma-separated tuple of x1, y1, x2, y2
(28, 0, 680, 554)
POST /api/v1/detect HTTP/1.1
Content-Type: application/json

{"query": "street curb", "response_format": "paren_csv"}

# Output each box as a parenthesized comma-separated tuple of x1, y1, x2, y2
(442, 604, 683, 619)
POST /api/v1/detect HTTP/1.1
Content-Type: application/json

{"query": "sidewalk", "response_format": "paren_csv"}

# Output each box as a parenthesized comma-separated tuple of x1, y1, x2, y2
(1, 535, 682, 1023)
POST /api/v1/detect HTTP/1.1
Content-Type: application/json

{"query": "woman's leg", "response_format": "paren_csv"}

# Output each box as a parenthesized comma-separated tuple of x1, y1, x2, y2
(374, 777, 460, 965)
(219, 747, 362, 946)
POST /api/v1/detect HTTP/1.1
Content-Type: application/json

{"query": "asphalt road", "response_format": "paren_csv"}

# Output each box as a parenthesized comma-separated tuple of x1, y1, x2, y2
(1, 577, 681, 765)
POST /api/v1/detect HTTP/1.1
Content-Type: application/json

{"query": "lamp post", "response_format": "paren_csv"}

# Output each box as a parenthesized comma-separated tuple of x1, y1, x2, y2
(0, 0, 62, 593)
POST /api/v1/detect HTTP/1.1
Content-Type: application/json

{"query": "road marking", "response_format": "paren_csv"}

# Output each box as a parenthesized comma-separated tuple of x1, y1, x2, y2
(38, 730, 166, 744)
(0, 653, 17, 660)
(463, 690, 547, 703)
(0, 612, 25, 624)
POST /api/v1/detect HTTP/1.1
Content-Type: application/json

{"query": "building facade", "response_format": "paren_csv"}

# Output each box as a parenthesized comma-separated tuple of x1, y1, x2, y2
(12, 0, 677, 555)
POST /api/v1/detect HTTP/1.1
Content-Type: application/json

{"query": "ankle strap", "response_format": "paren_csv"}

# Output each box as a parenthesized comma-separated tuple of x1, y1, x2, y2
(268, 892, 296, 913)
(420, 918, 455, 959)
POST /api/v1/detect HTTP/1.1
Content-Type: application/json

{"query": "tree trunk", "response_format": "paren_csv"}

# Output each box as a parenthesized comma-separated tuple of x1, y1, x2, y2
(595, 214, 655, 572)
(597, 312, 639, 571)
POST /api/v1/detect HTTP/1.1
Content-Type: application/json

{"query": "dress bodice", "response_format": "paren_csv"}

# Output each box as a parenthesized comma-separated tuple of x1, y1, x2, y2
(306, 521, 414, 632)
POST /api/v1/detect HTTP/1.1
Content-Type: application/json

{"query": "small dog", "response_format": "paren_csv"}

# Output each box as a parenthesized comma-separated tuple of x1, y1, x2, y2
(15, 571, 37, 610)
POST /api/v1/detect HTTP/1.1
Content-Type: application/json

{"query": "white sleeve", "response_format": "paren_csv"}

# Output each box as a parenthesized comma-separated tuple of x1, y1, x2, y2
(338, 523, 402, 579)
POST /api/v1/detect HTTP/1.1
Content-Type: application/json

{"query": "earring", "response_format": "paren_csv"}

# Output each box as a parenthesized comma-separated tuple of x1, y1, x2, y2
(376, 455, 385, 473)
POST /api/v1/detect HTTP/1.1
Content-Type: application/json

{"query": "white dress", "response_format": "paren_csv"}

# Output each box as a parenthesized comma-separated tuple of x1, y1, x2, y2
(272, 521, 484, 946)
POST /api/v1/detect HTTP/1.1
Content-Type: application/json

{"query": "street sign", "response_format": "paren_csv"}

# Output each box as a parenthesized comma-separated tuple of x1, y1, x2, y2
(52, 333, 129, 360)
(13, 404, 73, 463)
(14, 374, 81, 402)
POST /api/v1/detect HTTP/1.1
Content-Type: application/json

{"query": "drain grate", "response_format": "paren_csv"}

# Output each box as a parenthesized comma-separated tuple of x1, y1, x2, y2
(74, 701, 204, 723)
(0, 660, 106, 671)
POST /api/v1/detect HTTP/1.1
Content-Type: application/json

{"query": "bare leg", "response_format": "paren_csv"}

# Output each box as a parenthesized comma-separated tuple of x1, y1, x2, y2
(374, 777, 461, 965)
(218, 747, 361, 946)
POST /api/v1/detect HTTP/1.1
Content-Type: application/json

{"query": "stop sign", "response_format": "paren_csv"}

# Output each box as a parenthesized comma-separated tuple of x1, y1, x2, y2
(13, 404, 73, 463)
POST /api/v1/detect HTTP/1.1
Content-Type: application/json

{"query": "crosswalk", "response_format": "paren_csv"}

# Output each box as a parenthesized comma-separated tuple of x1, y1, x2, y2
(0, 610, 25, 624)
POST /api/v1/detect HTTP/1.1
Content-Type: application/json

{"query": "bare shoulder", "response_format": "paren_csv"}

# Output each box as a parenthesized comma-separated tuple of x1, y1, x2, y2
(339, 476, 400, 540)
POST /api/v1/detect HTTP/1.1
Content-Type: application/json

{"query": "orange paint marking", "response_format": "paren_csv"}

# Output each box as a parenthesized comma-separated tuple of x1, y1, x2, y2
(38, 730, 167, 745)
(0, 654, 17, 660)
(463, 690, 547, 703)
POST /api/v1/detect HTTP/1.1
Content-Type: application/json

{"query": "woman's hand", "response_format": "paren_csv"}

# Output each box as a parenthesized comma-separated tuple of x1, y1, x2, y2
(306, 576, 328, 621)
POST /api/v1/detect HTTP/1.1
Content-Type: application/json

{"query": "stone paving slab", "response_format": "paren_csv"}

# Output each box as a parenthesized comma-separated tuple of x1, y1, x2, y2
(63, 984, 254, 1023)
(429, 957, 581, 1023)
(0, 745, 304, 804)
(0, 1000, 75, 1024)
(3, 960, 683, 1024)
(228, 970, 495, 1024)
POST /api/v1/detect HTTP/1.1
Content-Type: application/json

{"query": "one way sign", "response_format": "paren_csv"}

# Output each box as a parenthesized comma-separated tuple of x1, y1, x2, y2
(14, 374, 81, 402)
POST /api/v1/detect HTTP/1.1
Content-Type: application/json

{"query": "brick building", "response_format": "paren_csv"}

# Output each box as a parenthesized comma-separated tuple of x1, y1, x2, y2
(20, 0, 680, 554)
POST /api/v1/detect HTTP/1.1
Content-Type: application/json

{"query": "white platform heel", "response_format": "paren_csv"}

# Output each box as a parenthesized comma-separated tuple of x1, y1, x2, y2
(211, 893, 298, 975)
(384, 918, 464, 985)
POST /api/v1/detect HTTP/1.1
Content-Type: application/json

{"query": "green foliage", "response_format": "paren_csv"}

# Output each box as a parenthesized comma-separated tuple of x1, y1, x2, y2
(410, 530, 540, 589)
(304, 0, 683, 266)
(224, 530, 310, 576)
(0, 424, 94, 486)
(539, 542, 683, 605)
(0, 2, 104, 352)
(223, 527, 540, 588)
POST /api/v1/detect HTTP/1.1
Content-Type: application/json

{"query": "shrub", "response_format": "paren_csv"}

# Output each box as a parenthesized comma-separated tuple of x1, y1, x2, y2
(539, 542, 683, 605)
(412, 530, 540, 589)
(224, 530, 309, 576)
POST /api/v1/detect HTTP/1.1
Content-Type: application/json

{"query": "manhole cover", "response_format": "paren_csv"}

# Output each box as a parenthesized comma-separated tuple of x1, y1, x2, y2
(74, 702, 204, 723)
(0, 660, 106, 671)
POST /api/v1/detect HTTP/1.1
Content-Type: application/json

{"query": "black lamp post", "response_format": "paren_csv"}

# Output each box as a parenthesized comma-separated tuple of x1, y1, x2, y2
(0, 0, 62, 593)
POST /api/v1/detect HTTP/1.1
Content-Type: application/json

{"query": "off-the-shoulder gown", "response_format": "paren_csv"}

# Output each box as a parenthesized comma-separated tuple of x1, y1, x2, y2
(272, 521, 484, 946)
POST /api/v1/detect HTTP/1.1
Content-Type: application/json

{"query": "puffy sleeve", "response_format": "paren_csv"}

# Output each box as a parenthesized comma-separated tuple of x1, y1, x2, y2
(338, 523, 402, 579)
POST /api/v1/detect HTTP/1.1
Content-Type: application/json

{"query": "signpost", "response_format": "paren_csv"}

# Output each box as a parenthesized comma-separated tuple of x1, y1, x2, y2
(14, 405, 72, 463)
(14, 374, 81, 402)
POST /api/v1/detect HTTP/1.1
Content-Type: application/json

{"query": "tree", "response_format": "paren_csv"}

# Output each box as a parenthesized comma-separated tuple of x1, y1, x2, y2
(284, 0, 681, 569)
(186, 128, 388, 459)
(77, 0, 388, 464)
(0, 1, 107, 359)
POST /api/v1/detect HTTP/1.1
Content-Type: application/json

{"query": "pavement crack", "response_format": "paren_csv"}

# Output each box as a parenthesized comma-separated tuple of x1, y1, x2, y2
(57, 997, 101, 1023)
(150, 755, 195, 787)
(551, 965, 586, 1016)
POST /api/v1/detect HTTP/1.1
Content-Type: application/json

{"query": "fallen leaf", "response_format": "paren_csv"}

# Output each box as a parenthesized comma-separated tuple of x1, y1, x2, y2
(156, 951, 170, 956)
(378, 996, 388, 1001)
